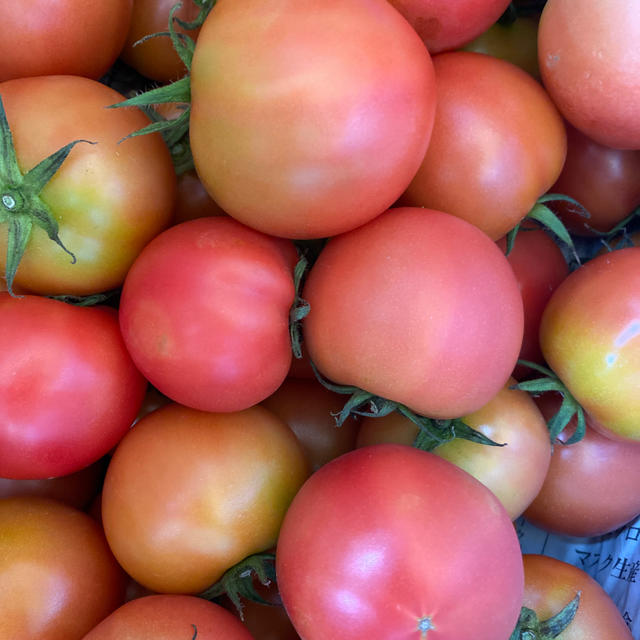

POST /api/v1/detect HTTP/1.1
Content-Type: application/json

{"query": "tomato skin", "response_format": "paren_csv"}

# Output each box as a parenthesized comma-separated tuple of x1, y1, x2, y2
(173, 170, 227, 224)
(101, 403, 308, 594)
(0, 75, 176, 296)
(302, 207, 524, 419)
(276, 444, 524, 640)
(82, 595, 254, 640)
(119, 217, 297, 412)
(538, 0, 640, 150)
(401, 51, 567, 240)
(0, 496, 126, 640)
(522, 555, 633, 639)
(524, 393, 640, 538)
(357, 379, 551, 520)
(540, 247, 640, 442)
(0, 294, 147, 479)
(0, 1, 132, 81)
(189, 0, 436, 239)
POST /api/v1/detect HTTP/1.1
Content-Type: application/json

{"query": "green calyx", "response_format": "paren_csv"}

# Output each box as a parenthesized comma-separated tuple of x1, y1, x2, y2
(0, 95, 94, 295)
(510, 592, 581, 640)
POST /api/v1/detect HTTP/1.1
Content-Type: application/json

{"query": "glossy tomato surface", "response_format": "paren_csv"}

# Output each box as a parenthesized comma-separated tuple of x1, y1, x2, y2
(101, 403, 308, 593)
(540, 247, 640, 442)
(0, 294, 147, 479)
(276, 444, 524, 640)
(0, 497, 125, 640)
(302, 207, 524, 419)
(401, 51, 566, 240)
(189, 0, 436, 238)
(119, 217, 297, 412)
(0, 75, 176, 296)
(522, 554, 633, 639)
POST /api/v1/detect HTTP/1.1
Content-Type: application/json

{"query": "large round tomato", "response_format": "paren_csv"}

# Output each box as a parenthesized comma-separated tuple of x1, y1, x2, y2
(537, 0, 640, 150)
(0, 75, 176, 296)
(276, 444, 524, 640)
(189, 0, 436, 239)
(0, 294, 147, 479)
(400, 51, 566, 240)
(119, 216, 298, 412)
(0, 496, 125, 640)
(82, 595, 254, 640)
(539, 247, 640, 442)
(522, 555, 633, 639)
(302, 207, 524, 419)
(101, 403, 308, 593)
(0, 1, 133, 81)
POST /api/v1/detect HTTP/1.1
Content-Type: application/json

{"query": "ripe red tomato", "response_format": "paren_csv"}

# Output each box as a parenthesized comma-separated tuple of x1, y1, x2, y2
(522, 554, 633, 639)
(0, 1, 133, 81)
(538, 0, 640, 150)
(276, 444, 524, 640)
(524, 393, 640, 538)
(401, 51, 567, 240)
(82, 595, 254, 640)
(189, 0, 436, 239)
(0, 75, 176, 296)
(302, 207, 524, 419)
(0, 294, 147, 479)
(101, 403, 308, 593)
(119, 217, 298, 412)
(540, 247, 640, 442)
(0, 496, 125, 640)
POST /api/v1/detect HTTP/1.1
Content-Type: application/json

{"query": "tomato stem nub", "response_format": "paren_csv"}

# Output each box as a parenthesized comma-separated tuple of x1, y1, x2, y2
(509, 592, 580, 639)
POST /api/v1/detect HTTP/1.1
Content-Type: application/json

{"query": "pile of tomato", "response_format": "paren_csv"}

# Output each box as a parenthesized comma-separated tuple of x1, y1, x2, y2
(1, 0, 639, 638)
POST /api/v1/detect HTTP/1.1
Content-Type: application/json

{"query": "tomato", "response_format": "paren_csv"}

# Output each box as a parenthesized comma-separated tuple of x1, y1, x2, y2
(523, 393, 640, 538)
(496, 225, 569, 379)
(537, 0, 640, 150)
(276, 444, 524, 640)
(261, 377, 360, 472)
(101, 403, 308, 593)
(547, 123, 640, 235)
(539, 247, 640, 442)
(189, 0, 436, 239)
(386, 0, 511, 54)
(0, 496, 125, 640)
(0, 75, 176, 296)
(119, 216, 298, 412)
(302, 207, 524, 419)
(82, 595, 254, 640)
(173, 169, 227, 224)
(120, 0, 202, 83)
(357, 378, 551, 520)
(522, 554, 633, 639)
(0, 1, 133, 82)
(0, 294, 147, 479)
(400, 51, 567, 240)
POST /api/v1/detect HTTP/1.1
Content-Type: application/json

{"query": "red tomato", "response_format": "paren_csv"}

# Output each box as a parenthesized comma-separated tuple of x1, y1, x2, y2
(0, 75, 176, 296)
(496, 226, 569, 378)
(261, 377, 360, 472)
(189, 0, 436, 239)
(119, 217, 297, 412)
(400, 51, 567, 240)
(302, 207, 524, 419)
(540, 247, 640, 442)
(82, 595, 254, 640)
(173, 170, 227, 224)
(276, 444, 524, 640)
(120, 0, 201, 83)
(522, 555, 633, 639)
(357, 378, 551, 520)
(0, 1, 133, 81)
(548, 123, 640, 235)
(538, 0, 640, 150)
(0, 496, 125, 640)
(0, 294, 147, 479)
(386, 0, 511, 53)
(524, 393, 640, 538)
(101, 403, 308, 593)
